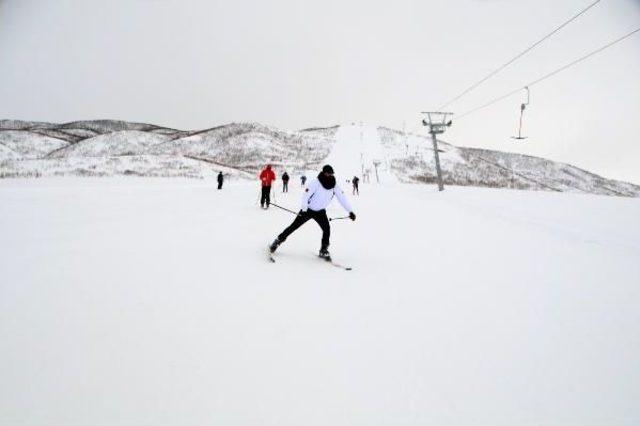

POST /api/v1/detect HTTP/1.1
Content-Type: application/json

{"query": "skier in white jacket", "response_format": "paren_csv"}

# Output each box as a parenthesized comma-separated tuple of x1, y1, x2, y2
(269, 165, 356, 259)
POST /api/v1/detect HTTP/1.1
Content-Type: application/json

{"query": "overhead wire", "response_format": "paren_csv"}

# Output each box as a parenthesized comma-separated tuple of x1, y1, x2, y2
(437, 0, 603, 111)
(455, 27, 640, 120)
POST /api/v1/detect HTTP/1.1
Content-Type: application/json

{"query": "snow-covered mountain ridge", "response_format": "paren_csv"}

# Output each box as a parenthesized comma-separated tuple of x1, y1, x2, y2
(1, 119, 638, 197)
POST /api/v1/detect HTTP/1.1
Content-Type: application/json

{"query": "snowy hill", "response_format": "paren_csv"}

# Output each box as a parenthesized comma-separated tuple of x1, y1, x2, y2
(56, 119, 171, 134)
(49, 131, 172, 158)
(0, 142, 20, 161)
(0, 130, 69, 159)
(0, 119, 56, 130)
(378, 127, 640, 197)
(1, 119, 638, 196)
(1, 178, 638, 425)
(148, 122, 335, 175)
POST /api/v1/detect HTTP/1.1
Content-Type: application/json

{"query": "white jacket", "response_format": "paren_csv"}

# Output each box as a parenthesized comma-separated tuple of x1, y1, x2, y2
(301, 178, 353, 213)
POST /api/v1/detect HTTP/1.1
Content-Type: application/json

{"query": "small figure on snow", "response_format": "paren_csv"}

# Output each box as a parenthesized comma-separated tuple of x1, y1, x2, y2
(300, 175, 307, 186)
(282, 171, 290, 193)
(352, 176, 359, 195)
(217, 171, 224, 190)
(269, 165, 356, 259)
(259, 164, 276, 208)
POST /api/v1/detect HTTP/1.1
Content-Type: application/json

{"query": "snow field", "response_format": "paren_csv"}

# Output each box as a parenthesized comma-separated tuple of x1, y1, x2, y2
(1, 178, 639, 426)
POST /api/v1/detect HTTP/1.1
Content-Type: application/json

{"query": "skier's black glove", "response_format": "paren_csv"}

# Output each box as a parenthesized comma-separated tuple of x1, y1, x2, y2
(349, 212, 356, 221)
(298, 210, 308, 217)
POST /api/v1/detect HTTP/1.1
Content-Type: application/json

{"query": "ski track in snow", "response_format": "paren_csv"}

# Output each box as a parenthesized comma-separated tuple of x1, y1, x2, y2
(1, 178, 639, 426)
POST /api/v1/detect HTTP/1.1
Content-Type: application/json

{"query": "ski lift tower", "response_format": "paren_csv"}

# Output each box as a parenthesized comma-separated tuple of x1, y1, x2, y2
(421, 111, 453, 192)
(372, 160, 381, 183)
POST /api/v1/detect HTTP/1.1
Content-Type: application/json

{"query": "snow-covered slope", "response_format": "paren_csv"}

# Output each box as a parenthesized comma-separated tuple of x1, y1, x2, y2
(49, 131, 172, 158)
(326, 124, 398, 184)
(0, 143, 20, 161)
(57, 119, 169, 134)
(0, 119, 56, 130)
(1, 178, 638, 425)
(149, 122, 335, 175)
(378, 126, 640, 197)
(0, 130, 69, 159)
(0, 156, 249, 179)
(1, 119, 638, 196)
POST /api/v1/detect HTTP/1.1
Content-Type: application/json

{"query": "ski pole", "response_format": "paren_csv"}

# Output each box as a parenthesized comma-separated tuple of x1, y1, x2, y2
(271, 204, 350, 221)
(270, 203, 298, 215)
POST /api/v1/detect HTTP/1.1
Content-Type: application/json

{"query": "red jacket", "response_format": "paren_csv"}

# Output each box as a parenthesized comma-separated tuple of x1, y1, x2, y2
(259, 166, 276, 187)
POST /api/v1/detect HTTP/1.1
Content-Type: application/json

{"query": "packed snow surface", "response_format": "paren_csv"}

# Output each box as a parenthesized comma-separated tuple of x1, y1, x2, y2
(1, 178, 639, 425)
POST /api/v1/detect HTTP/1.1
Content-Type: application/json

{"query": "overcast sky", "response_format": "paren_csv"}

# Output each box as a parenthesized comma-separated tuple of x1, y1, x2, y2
(1, 0, 639, 183)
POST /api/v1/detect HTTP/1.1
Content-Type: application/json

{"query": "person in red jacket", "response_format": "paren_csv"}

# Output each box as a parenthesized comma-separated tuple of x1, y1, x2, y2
(259, 164, 276, 208)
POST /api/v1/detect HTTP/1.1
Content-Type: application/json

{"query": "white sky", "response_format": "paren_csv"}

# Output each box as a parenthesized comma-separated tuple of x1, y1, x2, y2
(1, 0, 639, 183)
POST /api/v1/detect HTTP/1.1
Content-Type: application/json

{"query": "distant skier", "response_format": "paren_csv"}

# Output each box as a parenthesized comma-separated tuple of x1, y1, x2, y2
(352, 176, 359, 195)
(300, 175, 307, 186)
(217, 171, 224, 190)
(269, 165, 356, 259)
(259, 164, 276, 209)
(282, 171, 290, 193)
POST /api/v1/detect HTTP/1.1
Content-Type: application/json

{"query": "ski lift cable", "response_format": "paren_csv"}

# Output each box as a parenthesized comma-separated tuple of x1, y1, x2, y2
(436, 0, 603, 111)
(456, 27, 640, 121)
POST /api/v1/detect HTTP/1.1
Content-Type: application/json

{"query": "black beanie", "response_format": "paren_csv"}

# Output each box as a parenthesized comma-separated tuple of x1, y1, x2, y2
(322, 165, 334, 175)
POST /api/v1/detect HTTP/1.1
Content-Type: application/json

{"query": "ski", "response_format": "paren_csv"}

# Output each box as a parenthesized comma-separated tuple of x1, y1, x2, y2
(268, 246, 351, 270)
(320, 255, 352, 271)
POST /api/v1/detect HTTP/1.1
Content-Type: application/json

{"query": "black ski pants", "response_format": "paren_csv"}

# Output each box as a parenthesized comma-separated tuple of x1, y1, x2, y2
(283, 181, 289, 192)
(278, 209, 330, 250)
(217, 180, 223, 189)
(261, 186, 271, 207)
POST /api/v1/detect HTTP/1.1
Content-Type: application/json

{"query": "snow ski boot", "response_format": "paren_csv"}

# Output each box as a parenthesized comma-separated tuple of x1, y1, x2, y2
(319, 248, 331, 260)
(269, 238, 282, 253)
